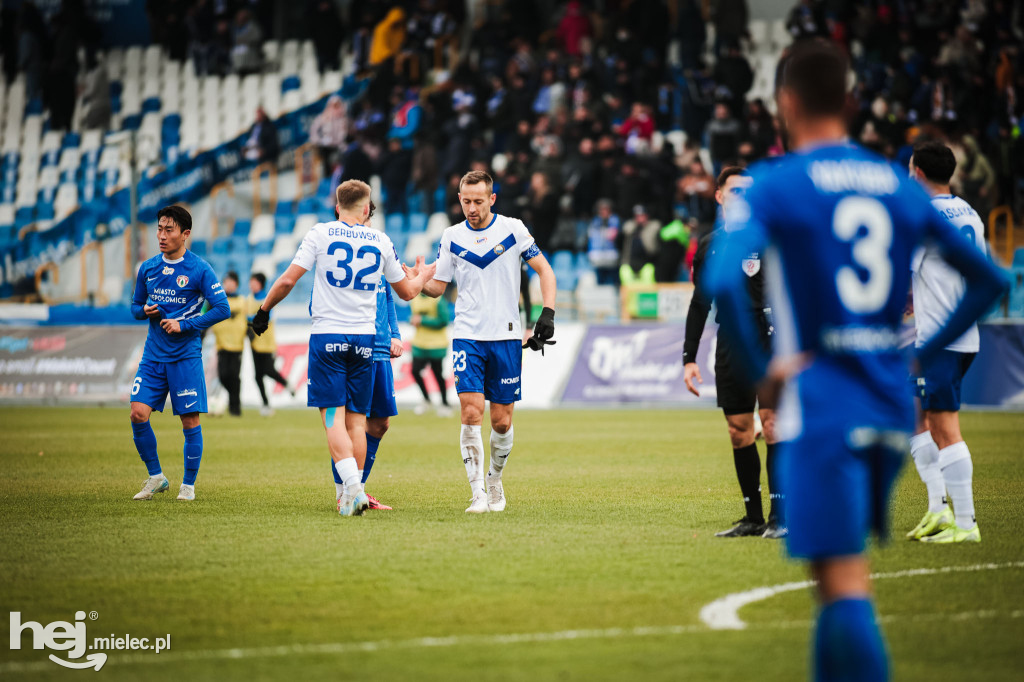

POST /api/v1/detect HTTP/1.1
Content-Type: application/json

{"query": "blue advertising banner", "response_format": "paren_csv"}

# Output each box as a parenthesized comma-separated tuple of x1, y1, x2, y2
(961, 322, 1024, 408)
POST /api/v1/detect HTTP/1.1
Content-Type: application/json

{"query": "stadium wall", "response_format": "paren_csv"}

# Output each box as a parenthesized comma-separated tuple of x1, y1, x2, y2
(2, 322, 1023, 410)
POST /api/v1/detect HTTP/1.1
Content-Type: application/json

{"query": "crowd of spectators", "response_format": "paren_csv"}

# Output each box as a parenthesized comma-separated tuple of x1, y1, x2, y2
(2, 0, 1023, 286)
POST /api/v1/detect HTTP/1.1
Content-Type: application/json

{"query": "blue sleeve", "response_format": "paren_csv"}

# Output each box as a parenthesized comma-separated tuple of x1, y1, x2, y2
(179, 264, 230, 332)
(704, 191, 772, 383)
(915, 203, 1008, 363)
(131, 263, 148, 320)
(385, 283, 401, 339)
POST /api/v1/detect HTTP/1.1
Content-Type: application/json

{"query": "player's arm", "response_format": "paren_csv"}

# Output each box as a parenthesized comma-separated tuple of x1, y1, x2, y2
(421, 278, 448, 298)
(916, 209, 1008, 363)
(131, 265, 162, 321)
(164, 268, 230, 334)
(682, 236, 713, 395)
(253, 232, 319, 333)
(420, 236, 452, 299)
(384, 281, 403, 357)
(524, 248, 556, 350)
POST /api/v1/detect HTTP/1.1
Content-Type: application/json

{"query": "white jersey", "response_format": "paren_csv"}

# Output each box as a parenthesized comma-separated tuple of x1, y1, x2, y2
(434, 213, 540, 341)
(292, 220, 405, 335)
(912, 194, 986, 353)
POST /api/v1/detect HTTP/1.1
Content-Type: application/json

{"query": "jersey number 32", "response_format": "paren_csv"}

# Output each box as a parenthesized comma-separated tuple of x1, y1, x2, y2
(326, 242, 381, 291)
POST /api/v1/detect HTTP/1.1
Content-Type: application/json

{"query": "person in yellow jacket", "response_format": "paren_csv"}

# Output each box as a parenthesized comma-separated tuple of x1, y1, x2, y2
(369, 7, 406, 67)
(211, 271, 247, 416)
(409, 292, 451, 416)
(247, 273, 293, 417)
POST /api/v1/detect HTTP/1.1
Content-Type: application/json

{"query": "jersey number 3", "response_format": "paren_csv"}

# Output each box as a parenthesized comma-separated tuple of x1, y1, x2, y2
(327, 242, 381, 291)
(832, 196, 893, 314)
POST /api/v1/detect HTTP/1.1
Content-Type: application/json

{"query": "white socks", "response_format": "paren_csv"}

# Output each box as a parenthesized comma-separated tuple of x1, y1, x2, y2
(334, 482, 345, 499)
(334, 458, 363, 496)
(488, 426, 514, 481)
(460, 424, 485, 496)
(910, 431, 947, 513)
(939, 441, 975, 530)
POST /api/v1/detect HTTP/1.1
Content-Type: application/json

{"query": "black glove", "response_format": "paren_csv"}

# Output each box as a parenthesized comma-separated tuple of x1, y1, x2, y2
(523, 307, 556, 354)
(250, 307, 270, 336)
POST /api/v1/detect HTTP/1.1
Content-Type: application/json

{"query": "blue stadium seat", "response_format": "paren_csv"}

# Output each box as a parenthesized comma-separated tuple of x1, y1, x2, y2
(122, 114, 141, 131)
(433, 186, 446, 213)
(275, 200, 296, 216)
(0, 226, 15, 247)
(190, 239, 208, 257)
(25, 98, 43, 115)
(552, 251, 576, 290)
(142, 97, 161, 114)
(232, 219, 251, 237)
(274, 215, 293, 235)
(408, 212, 428, 234)
(207, 254, 231, 277)
(35, 201, 55, 221)
(14, 206, 34, 229)
(1008, 265, 1024, 318)
(229, 235, 249, 253)
(1013, 248, 1024, 267)
(385, 213, 405, 234)
(62, 132, 80, 149)
(406, 187, 424, 214)
(297, 197, 319, 215)
(390, 233, 409, 258)
(317, 178, 332, 196)
(252, 239, 274, 255)
(109, 81, 123, 98)
(281, 76, 301, 93)
(211, 238, 232, 255)
(275, 260, 290, 278)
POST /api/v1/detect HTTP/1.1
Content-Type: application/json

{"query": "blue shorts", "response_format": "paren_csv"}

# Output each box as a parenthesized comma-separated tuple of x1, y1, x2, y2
(367, 359, 399, 419)
(132, 357, 208, 415)
(307, 333, 374, 413)
(782, 420, 906, 560)
(916, 350, 976, 412)
(452, 339, 522, 403)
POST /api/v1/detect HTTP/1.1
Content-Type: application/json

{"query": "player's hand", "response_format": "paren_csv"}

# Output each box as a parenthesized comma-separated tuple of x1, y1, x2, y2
(251, 307, 270, 335)
(758, 352, 812, 409)
(143, 304, 162, 320)
(160, 318, 182, 334)
(683, 363, 702, 397)
(523, 307, 556, 354)
(390, 338, 403, 358)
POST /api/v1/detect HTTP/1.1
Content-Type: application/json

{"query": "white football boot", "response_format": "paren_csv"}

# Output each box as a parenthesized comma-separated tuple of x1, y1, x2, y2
(177, 484, 195, 501)
(486, 479, 506, 512)
(465, 491, 490, 513)
(133, 475, 169, 500)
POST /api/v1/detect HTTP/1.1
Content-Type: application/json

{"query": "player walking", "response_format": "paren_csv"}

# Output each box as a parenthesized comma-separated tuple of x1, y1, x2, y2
(705, 41, 1006, 681)
(420, 171, 557, 513)
(328, 274, 402, 510)
(129, 205, 230, 501)
(906, 141, 987, 543)
(683, 166, 785, 539)
(251, 180, 434, 516)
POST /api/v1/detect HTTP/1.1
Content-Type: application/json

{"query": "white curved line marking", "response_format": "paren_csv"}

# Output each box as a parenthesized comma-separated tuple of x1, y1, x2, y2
(700, 561, 1024, 631)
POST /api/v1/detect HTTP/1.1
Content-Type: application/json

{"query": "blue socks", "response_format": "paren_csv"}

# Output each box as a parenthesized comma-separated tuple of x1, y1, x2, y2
(331, 456, 343, 484)
(814, 598, 889, 682)
(132, 420, 162, 476)
(362, 435, 381, 484)
(182, 425, 203, 485)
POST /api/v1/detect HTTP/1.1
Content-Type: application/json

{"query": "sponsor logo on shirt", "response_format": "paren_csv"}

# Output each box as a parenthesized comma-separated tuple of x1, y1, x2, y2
(475, 236, 488, 244)
(175, 389, 198, 397)
(458, 249, 469, 257)
(211, 282, 222, 291)
(162, 266, 174, 275)
(176, 275, 189, 287)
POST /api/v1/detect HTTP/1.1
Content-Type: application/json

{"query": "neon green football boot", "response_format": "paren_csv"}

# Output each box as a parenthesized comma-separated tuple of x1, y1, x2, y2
(906, 505, 954, 540)
(920, 524, 981, 544)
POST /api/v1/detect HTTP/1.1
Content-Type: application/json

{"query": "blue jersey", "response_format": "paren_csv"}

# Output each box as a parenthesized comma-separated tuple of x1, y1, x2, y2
(373, 276, 401, 361)
(706, 142, 1006, 438)
(131, 251, 230, 363)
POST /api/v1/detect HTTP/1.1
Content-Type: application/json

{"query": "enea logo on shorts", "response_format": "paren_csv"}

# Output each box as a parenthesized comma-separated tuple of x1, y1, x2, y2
(325, 343, 372, 358)
(176, 275, 189, 287)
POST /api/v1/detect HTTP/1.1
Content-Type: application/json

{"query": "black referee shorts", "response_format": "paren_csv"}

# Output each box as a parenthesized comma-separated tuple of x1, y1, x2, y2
(714, 336, 766, 416)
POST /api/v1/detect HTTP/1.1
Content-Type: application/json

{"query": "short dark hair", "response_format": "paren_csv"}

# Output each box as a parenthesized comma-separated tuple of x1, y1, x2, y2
(157, 205, 192, 233)
(250, 272, 266, 288)
(911, 140, 957, 184)
(224, 270, 239, 284)
(778, 39, 849, 117)
(716, 166, 748, 191)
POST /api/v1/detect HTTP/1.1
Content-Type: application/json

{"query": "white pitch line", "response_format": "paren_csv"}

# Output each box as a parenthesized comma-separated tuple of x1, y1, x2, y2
(2, 608, 1022, 675)
(700, 561, 1024, 631)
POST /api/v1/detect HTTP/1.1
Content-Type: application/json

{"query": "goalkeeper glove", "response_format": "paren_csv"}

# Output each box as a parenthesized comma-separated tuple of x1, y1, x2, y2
(524, 307, 556, 354)
(250, 307, 270, 336)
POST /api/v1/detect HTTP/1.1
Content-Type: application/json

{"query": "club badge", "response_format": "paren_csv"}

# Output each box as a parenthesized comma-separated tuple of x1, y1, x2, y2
(177, 275, 189, 287)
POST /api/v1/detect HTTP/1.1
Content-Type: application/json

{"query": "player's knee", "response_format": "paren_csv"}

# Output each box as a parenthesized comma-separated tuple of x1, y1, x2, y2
(181, 414, 200, 430)
(491, 415, 512, 434)
(367, 418, 389, 439)
(130, 405, 148, 423)
(727, 424, 752, 448)
(461, 404, 483, 425)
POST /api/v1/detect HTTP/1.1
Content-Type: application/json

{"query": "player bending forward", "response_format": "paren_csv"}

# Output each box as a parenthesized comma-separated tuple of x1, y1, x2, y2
(906, 141, 987, 543)
(252, 180, 435, 516)
(705, 41, 1006, 681)
(420, 170, 557, 513)
(129, 205, 230, 501)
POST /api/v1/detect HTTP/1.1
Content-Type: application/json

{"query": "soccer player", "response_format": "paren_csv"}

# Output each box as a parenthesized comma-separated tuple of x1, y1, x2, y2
(704, 41, 1006, 681)
(683, 166, 786, 539)
(328, 274, 402, 510)
(129, 205, 230, 501)
(251, 180, 434, 516)
(248, 272, 294, 416)
(211, 271, 247, 417)
(906, 141, 987, 543)
(420, 170, 558, 514)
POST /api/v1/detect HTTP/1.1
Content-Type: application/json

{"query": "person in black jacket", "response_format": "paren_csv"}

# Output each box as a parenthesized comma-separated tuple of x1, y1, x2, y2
(682, 166, 785, 539)
(242, 108, 279, 163)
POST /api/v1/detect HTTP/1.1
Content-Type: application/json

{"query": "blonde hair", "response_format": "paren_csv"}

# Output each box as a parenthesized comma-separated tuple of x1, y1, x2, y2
(335, 180, 371, 211)
(458, 170, 493, 193)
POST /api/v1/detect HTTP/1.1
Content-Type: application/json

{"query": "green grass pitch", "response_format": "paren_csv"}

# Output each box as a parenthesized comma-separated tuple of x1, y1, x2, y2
(1, 407, 1023, 681)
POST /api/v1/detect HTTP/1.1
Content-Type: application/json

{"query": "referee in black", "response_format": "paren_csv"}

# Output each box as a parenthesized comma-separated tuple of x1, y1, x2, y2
(683, 166, 785, 539)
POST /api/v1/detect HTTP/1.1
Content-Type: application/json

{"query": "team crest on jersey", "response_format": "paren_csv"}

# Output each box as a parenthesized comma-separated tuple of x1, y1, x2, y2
(493, 244, 505, 256)
(742, 256, 760, 277)
(162, 266, 174, 275)
(176, 275, 189, 287)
